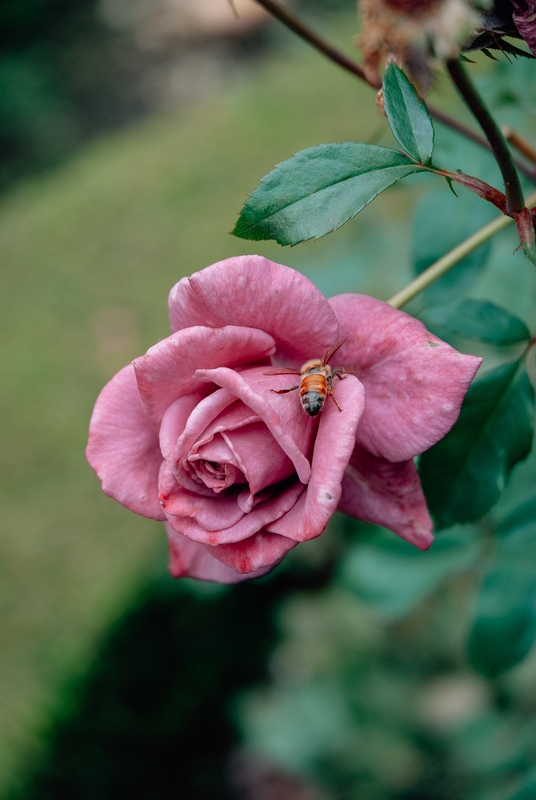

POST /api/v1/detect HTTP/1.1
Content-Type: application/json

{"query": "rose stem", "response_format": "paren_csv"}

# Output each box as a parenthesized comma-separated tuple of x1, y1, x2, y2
(446, 58, 526, 215)
(251, 0, 536, 182)
(387, 188, 536, 309)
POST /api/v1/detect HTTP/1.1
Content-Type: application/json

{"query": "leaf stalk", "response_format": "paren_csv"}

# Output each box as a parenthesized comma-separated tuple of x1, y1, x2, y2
(387, 190, 536, 309)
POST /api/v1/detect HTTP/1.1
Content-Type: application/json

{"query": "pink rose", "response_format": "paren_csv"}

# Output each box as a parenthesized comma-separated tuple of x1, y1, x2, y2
(86, 256, 481, 584)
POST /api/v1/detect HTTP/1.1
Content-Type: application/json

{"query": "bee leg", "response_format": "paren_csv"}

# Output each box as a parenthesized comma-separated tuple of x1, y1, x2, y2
(333, 368, 349, 381)
(271, 386, 299, 394)
(328, 388, 343, 412)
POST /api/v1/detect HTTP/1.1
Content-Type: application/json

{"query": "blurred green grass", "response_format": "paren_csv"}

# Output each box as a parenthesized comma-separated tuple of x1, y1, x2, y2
(0, 15, 412, 793)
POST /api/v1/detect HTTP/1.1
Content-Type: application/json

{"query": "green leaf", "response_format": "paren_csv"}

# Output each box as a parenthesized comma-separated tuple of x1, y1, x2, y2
(420, 361, 535, 529)
(383, 63, 434, 165)
(419, 299, 530, 346)
(413, 189, 495, 305)
(338, 528, 480, 618)
(469, 499, 536, 675)
(232, 143, 424, 245)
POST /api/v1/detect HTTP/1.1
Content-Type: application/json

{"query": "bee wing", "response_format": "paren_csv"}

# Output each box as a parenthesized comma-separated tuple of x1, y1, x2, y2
(264, 367, 301, 376)
(322, 338, 346, 365)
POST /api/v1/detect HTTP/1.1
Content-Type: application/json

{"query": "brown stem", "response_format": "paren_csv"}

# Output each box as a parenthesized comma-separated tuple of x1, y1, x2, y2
(252, 0, 536, 182)
(253, 0, 370, 82)
(502, 125, 536, 167)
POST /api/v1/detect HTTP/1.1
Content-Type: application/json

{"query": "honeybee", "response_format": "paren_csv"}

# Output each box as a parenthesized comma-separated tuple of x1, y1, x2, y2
(265, 339, 347, 417)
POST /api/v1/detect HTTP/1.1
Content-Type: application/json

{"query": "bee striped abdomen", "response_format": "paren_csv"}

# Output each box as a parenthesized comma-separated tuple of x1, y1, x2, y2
(300, 374, 327, 417)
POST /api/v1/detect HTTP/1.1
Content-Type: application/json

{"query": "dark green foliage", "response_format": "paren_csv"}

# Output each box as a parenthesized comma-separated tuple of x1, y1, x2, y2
(413, 189, 495, 305)
(12, 561, 332, 800)
(508, 773, 536, 800)
(469, 498, 536, 675)
(0, 0, 126, 188)
(338, 527, 481, 618)
(420, 361, 535, 529)
(382, 63, 434, 165)
(419, 299, 530, 346)
(233, 143, 424, 245)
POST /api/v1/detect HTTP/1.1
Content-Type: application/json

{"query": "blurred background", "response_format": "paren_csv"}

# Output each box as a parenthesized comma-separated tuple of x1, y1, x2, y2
(2, 1, 536, 798)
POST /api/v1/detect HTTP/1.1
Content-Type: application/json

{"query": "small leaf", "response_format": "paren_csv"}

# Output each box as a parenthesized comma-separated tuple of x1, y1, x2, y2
(233, 143, 424, 245)
(383, 63, 435, 165)
(413, 189, 496, 305)
(338, 528, 480, 618)
(419, 299, 530, 346)
(420, 360, 535, 529)
(469, 499, 536, 675)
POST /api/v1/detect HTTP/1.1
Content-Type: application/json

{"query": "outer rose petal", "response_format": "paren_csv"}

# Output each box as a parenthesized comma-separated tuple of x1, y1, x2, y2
(329, 294, 482, 462)
(338, 444, 433, 550)
(209, 529, 298, 573)
(168, 256, 340, 365)
(86, 365, 165, 520)
(166, 524, 272, 583)
(267, 376, 365, 541)
(133, 325, 276, 428)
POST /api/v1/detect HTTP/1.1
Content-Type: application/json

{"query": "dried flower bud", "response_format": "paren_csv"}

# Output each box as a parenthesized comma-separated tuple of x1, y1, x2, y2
(358, 0, 485, 90)
(511, 0, 536, 55)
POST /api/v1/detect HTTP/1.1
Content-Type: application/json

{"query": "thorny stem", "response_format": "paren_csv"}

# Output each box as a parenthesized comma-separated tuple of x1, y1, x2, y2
(446, 58, 526, 215)
(387, 189, 536, 309)
(252, 0, 536, 182)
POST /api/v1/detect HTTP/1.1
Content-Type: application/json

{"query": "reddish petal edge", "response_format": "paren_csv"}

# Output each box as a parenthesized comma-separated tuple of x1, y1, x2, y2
(209, 529, 298, 573)
(338, 443, 433, 550)
(86, 364, 165, 520)
(329, 293, 482, 462)
(133, 325, 276, 428)
(166, 524, 272, 583)
(168, 256, 340, 365)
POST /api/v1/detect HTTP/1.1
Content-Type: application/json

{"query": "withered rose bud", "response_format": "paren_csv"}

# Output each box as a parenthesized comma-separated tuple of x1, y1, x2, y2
(358, 0, 486, 90)
(511, 0, 536, 55)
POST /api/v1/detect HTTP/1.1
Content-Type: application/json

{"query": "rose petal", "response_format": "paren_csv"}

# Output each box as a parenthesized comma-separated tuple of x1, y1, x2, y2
(166, 524, 272, 583)
(267, 375, 365, 541)
(192, 399, 260, 447)
(222, 422, 295, 495)
(133, 325, 276, 428)
(338, 443, 433, 550)
(191, 434, 245, 491)
(169, 389, 238, 496)
(86, 365, 165, 520)
(162, 485, 246, 533)
(209, 529, 298, 574)
(329, 294, 482, 462)
(159, 394, 202, 461)
(168, 256, 340, 365)
(194, 366, 315, 483)
(163, 480, 305, 544)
